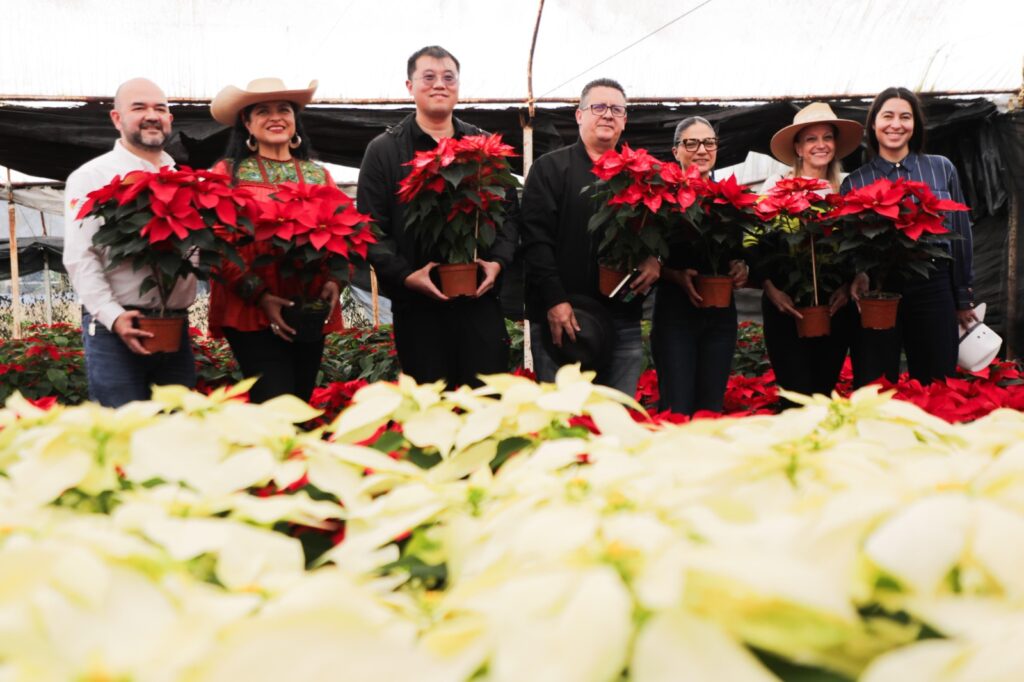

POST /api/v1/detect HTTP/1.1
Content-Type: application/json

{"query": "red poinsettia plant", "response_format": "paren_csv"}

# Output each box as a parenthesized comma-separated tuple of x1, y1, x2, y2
(252, 181, 376, 293)
(688, 173, 761, 276)
(587, 144, 704, 272)
(78, 166, 253, 316)
(828, 177, 967, 295)
(397, 133, 520, 265)
(752, 177, 844, 307)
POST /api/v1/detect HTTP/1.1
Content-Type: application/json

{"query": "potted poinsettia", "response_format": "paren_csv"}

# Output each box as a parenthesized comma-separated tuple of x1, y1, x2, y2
(397, 133, 520, 297)
(78, 166, 252, 352)
(829, 177, 967, 329)
(683, 174, 761, 307)
(252, 182, 376, 341)
(753, 177, 844, 337)
(587, 145, 703, 298)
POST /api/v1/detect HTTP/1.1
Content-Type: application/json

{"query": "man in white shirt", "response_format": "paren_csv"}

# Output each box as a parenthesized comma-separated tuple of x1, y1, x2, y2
(63, 77, 197, 407)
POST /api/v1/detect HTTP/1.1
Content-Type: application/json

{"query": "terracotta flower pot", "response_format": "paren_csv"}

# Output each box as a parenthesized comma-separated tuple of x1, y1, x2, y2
(281, 300, 330, 343)
(795, 305, 831, 338)
(137, 316, 185, 353)
(695, 275, 733, 308)
(438, 263, 479, 298)
(598, 264, 628, 298)
(860, 294, 902, 330)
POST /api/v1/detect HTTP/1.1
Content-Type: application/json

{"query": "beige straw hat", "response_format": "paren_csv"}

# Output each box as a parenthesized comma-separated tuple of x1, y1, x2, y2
(210, 78, 318, 126)
(769, 102, 864, 166)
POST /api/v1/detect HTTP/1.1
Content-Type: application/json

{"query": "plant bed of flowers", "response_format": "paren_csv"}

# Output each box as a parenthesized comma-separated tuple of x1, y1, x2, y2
(2, 365, 1024, 680)
(5, 321, 1024, 428)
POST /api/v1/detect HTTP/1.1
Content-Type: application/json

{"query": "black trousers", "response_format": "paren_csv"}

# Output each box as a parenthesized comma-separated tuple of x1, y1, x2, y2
(651, 297, 737, 415)
(223, 328, 325, 403)
(392, 294, 509, 388)
(763, 295, 855, 401)
(851, 267, 958, 387)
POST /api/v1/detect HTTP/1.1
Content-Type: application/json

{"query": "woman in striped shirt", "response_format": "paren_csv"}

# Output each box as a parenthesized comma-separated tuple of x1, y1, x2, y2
(844, 87, 977, 386)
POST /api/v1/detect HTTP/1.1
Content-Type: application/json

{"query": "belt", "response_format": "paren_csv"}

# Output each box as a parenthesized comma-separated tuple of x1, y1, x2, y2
(124, 305, 189, 316)
(83, 305, 189, 317)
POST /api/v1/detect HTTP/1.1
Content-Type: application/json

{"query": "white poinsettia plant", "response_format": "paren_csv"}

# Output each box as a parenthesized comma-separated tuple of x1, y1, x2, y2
(1, 366, 1024, 681)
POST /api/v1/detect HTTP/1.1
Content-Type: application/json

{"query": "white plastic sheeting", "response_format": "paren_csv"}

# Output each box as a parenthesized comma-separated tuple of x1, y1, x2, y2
(0, 0, 1020, 102)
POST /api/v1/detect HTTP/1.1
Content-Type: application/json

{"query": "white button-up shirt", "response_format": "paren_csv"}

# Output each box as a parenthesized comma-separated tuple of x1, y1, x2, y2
(63, 140, 197, 331)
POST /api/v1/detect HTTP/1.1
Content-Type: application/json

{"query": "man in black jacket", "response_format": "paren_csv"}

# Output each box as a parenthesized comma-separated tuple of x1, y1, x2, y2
(520, 78, 660, 396)
(357, 45, 517, 387)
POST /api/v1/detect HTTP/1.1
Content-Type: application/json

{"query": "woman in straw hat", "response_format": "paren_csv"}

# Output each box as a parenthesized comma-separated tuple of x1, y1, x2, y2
(755, 102, 862, 399)
(843, 87, 976, 387)
(208, 77, 343, 403)
(650, 116, 749, 415)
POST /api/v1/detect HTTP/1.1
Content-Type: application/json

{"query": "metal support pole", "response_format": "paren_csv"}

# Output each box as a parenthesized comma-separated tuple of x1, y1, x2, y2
(5, 168, 21, 339)
(521, 0, 545, 373)
(40, 211, 52, 325)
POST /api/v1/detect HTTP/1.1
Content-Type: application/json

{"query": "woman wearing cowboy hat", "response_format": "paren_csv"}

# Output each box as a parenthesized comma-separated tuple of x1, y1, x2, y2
(755, 102, 862, 399)
(207, 77, 343, 403)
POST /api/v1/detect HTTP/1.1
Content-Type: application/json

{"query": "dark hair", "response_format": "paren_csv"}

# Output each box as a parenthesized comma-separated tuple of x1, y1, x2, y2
(864, 86, 926, 158)
(221, 101, 313, 176)
(580, 78, 627, 108)
(672, 116, 715, 146)
(407, 45, 460, 80)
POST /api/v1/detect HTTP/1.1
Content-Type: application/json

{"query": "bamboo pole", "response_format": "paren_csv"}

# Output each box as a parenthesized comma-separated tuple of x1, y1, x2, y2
(6, 167, 22, 339)
(521, 0, 545, 373)
(809, 234, 819, 306)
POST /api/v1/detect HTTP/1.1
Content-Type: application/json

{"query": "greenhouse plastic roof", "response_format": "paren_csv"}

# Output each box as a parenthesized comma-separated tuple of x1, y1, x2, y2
(1, 0, 1021, 102)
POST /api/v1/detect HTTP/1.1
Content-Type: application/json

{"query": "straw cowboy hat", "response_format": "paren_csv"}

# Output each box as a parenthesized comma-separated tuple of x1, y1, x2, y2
(769, 102, 864, 166)
(210, 78, 318, 126)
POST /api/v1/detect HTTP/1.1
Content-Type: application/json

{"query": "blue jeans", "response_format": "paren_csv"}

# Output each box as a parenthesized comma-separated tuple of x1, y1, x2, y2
(651, 304, 737, 415)
(530, 318, 643, 397)
(82, 312, 196, 408)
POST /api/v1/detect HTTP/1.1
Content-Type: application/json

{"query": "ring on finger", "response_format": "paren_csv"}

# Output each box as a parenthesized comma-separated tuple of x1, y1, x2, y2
(270, 323, 280, 332)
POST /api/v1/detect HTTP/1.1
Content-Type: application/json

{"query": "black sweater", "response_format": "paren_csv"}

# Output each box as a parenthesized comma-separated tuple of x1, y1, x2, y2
(356, 113, 518, 301)
(520, 140, 642, 323)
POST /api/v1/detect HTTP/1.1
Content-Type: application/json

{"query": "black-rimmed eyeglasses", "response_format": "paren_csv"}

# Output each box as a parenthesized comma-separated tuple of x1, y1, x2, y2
(675, 137, 718, 152)
(580, 103, 627, 118)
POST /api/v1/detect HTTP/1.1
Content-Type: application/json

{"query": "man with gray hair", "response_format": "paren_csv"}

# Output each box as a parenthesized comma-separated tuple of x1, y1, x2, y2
(520, 77, 659, 395)
(64, 78, 196, 407)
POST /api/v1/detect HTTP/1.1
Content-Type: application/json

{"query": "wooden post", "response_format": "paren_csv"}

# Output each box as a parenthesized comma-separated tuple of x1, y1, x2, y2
(5, 167, 21, 339)
(370, 268, 380, 327)
(522, 0, 545, 371)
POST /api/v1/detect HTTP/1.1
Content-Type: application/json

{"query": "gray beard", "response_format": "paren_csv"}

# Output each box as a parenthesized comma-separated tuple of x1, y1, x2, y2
(129, 128, 167, 151)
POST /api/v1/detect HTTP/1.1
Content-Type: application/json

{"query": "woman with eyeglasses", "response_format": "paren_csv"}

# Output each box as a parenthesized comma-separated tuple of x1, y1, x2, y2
(843, 87, 976, 386)
(755, 103, 862, 400)
(650, 116, 748, 415)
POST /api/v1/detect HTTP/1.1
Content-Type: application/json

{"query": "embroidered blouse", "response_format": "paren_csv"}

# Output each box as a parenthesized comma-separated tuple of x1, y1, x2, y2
(207, 155, 344, 337)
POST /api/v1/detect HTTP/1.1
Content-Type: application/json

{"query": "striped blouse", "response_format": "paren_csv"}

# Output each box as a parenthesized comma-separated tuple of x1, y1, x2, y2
(841, 152, 974, 309)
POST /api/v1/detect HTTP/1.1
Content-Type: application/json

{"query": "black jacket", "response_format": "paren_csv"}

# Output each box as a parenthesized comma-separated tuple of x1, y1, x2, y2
(520, 140, 642, 323)
(356, 113, 518, 301)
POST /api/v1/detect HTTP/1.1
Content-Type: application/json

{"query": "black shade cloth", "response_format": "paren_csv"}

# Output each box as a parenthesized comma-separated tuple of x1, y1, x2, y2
(0, 237, 65, 279)
(1, 100, 1020, 352)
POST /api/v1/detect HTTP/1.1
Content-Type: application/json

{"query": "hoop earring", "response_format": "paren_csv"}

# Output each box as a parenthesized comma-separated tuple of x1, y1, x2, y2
(245, 135, 258, 152)
(289, 134, 302, 149)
